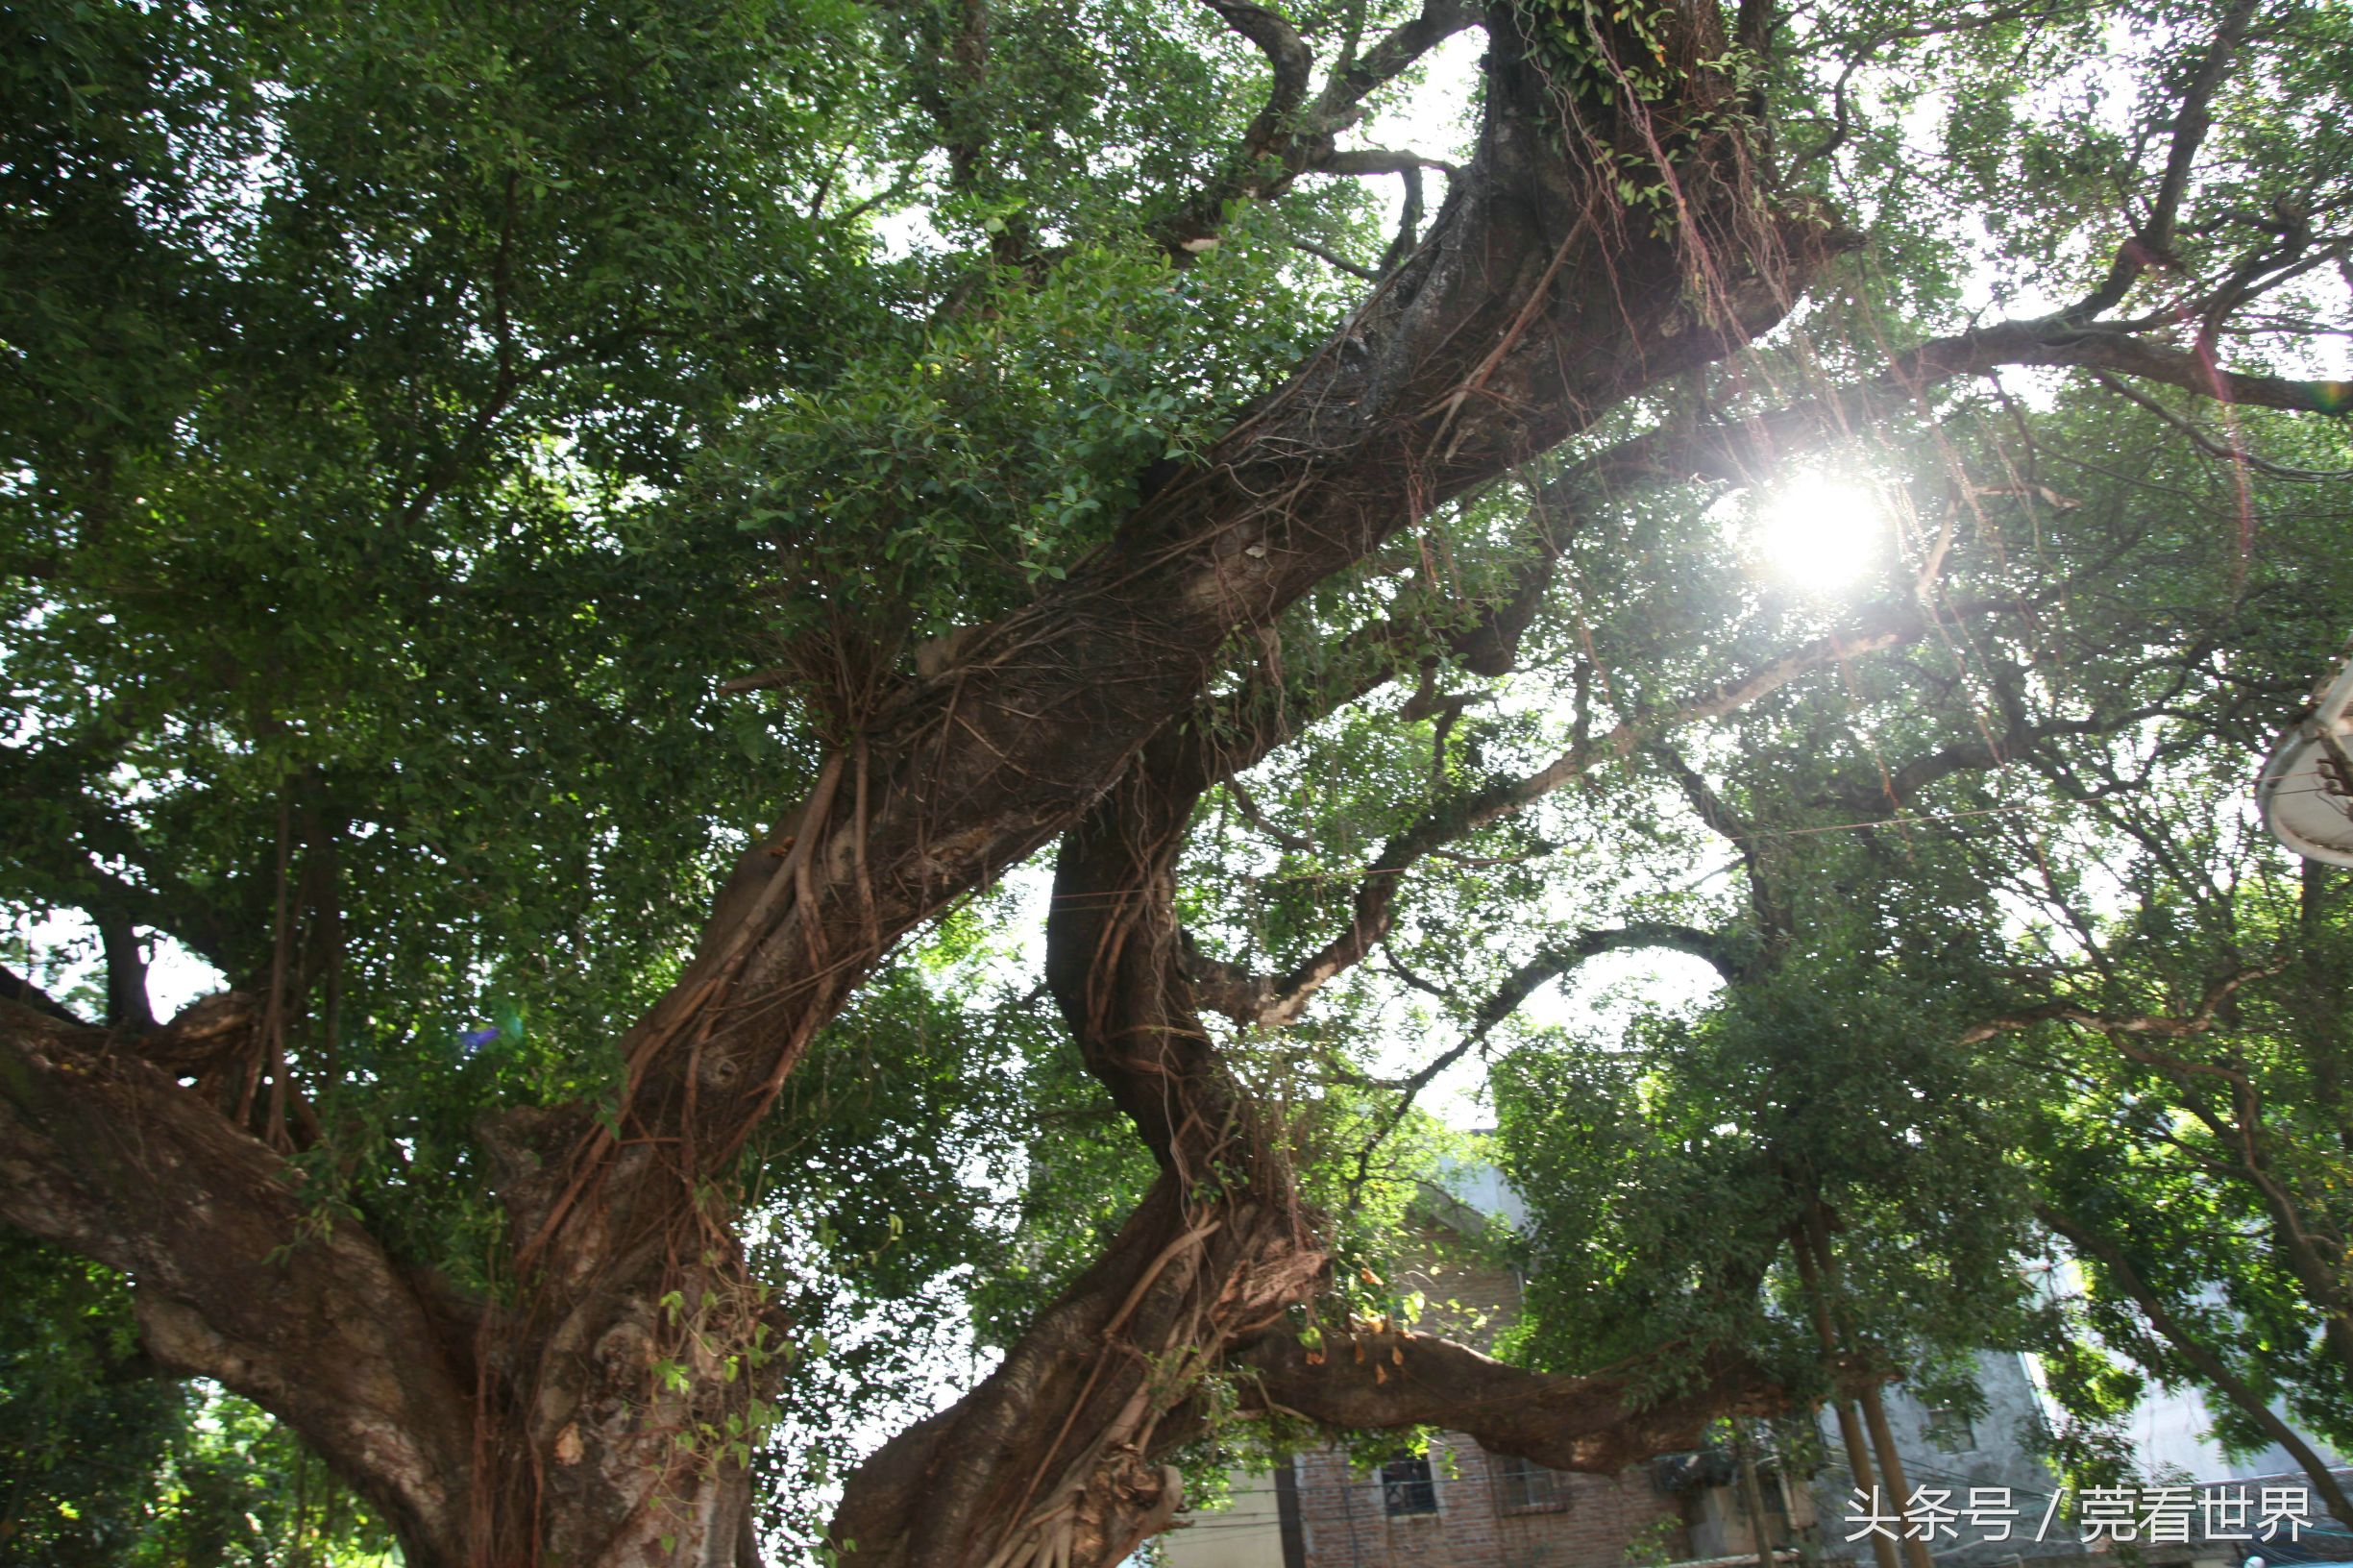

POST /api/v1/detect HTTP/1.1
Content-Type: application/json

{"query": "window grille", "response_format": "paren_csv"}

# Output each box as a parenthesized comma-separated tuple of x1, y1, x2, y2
(1382, 1455, 1438, 1515)
(1494, 1453, 1571, 1513)
(1924, 1405, 1977, 1453)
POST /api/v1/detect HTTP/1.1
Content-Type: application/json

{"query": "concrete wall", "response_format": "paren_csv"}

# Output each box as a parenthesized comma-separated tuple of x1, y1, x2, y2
(2121, 1380, 2348, 1486)
(1811, 1353, 2084, 1567)
(1163, 1468, 1291, 1568)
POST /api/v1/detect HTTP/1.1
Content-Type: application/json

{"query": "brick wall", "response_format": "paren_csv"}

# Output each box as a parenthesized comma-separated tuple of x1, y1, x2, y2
(1290, 1434, 1691, 1568)
(1393, 1247, 1523, 1356)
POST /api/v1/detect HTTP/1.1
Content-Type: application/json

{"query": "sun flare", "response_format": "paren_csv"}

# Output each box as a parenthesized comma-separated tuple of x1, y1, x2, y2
(1754, 477, 1887, 590)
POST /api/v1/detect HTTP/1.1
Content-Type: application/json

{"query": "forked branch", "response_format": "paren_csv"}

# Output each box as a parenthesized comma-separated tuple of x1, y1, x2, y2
(1154, 0, 1481, 255)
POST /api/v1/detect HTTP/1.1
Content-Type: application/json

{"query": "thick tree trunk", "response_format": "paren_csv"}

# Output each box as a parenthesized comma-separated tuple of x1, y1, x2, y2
(486, 13, 1815, 1558)
(0, 6, 1821, 1563)
(834, 1173, 1322, 1568)
(822, 709, 1330, 1567)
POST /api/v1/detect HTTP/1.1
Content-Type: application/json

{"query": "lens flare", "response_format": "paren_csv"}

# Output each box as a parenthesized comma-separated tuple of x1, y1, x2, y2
(1755, 478, 1886, 590)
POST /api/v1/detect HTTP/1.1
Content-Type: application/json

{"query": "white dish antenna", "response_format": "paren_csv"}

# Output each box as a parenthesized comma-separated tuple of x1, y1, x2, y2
(2259, 641, 2353, 867)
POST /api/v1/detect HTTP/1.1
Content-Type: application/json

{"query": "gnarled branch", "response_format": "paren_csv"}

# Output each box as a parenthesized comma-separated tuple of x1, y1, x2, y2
(0, 997, 476, 1563)
(1235, 1328, 1786, 1475)
(1153, 0, 1481, 255)
(2067, 0, 2264, 322)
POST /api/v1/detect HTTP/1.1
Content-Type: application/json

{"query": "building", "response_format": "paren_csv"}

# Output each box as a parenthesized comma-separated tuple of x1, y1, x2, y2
(1285, 1433, 1704, 1568)
(1803, 1351, 2082, 1568)
(1163, 1176, 2075, 1568)
(1156, 1429, 1721, 1568)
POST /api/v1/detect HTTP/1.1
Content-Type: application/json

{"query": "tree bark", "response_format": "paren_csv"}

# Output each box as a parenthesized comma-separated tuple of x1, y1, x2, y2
(0, 4, 1823, 1562)
(1236, 1329, 1787, 1474)
(1791, 1221, 1900, 1568)
(825, 712, 1329, 1568)
(0, 996, 477, 1564)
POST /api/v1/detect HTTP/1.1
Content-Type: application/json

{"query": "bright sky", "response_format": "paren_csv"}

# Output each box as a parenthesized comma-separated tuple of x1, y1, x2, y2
(10, 908, 223, 1021)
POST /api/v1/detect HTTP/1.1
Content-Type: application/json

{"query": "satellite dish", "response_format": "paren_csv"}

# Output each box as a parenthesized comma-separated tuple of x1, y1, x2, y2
(2259, 642, 2353, 867)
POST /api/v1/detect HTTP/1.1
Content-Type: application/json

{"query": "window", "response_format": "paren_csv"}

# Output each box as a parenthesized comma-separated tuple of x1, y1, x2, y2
(1754, 1467, 1795, 1545)
(1924, 1405, 1977, 1453)
(1382, 1455, 1438, 1516)
(1494, 1453, 1571, 1514)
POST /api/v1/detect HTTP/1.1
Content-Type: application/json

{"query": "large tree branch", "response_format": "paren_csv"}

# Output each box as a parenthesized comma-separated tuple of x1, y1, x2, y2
(838, 729, 1325, 1567)
(1855, 702, 2181, 820)
(2010, 325, 2353, 415)
(1954, 965, 2275, 1049)
(895, 0, 1034, 266)
(0, 999, 475, 1562)
(1045, 733, 1263, 1167)
(1235, 1327, 1786, 1474)
(2066, 0, 2263, 322)
(1569, 314, 2352, 512)
(836, 1169, 1324, 1568)
(1206, 0, 1315, 162)
(1314, 147, 1462, 178)
(839, 542, 1715, 1563)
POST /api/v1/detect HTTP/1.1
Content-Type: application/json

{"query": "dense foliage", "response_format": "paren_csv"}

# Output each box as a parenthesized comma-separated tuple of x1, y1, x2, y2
(3, 0, 2350, 1559)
